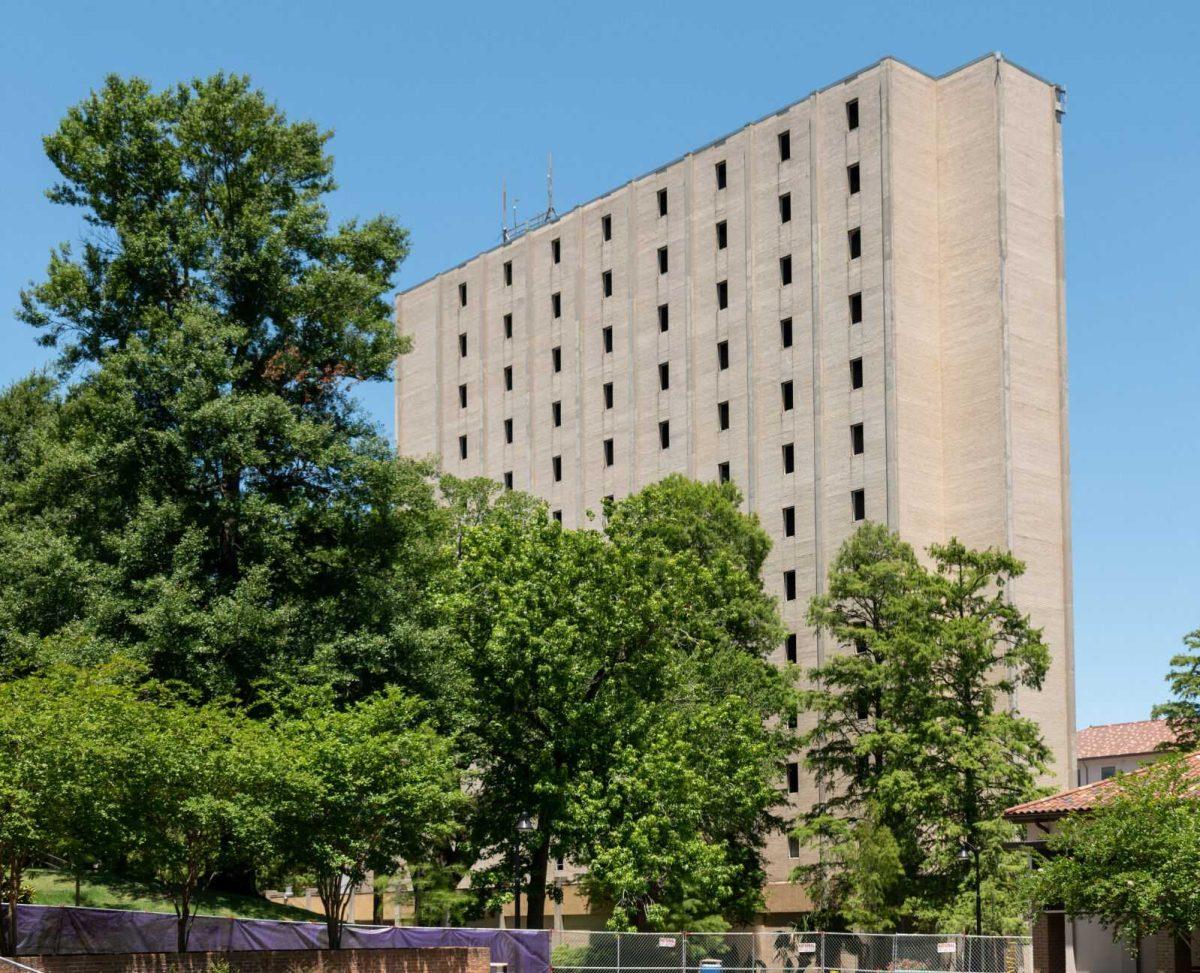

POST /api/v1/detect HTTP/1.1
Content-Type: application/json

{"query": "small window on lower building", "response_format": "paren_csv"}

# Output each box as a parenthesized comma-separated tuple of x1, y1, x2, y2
(851, 422, 864, 455)
(780, 317, 793, 348)
(781, 380, 794, 411)
(780, 255, 793, 286)
(715, 160, 727, 190)
(787, 835, 801, 859)
(779, 193, 792, 224)
(459, 332, 468, 357)
(504, 313, 513, 339)
(458, 384, 467, 408)
(717, 461, 731, 483)
(552, 455, 562, 482)
(504, 417, 514, 443)
(504, 366, 513, 391)
(783, 506, 795, 537)
(850, 357, 864, 390)
(603, 438, 614, 467)
(552, 347, 562, 373)
(458, 435, 468, 459)
(1101, 765, 1117, 780)
(847, 163, 861, 195)
(786, 761, 799, 793)
(659, 420, 670, 450)
(848, 227, 862, 260)
(552, 510, 563, 523)
(657, 246, 669, 275)
(718, 400, 730, 431)
(851, 488, 866, 522)
(785, 633, 797, 663)
(602, 271, 613, 297)
(556, 857, 565, 871)
(850, 292, 863, 324)
(658, 361, 670, 391)
(716, 220, 728, 250)
(658, 303, 669, 332)
(504, 471, 513, 490)
(782, 442, 795, 474)
(603, 381, 614, 409)
(552, 292, 562, 318)
(717, 340, 730, 370)
(603, 326, 613, 354)
(717, 280, 729, 310)
(784, 569, 796, 601)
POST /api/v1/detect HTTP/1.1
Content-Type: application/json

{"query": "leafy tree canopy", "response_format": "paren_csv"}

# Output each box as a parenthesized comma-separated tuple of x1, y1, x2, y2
(1152, 629, 1200, 753)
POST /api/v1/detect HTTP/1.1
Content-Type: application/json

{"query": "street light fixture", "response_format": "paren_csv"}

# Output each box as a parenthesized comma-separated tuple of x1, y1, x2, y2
(513, 812, 535, 929)
(960, 839, 982, 938)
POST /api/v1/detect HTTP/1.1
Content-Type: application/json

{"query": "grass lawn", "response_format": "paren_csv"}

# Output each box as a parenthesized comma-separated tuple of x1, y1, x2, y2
(25, 869, 320, 921)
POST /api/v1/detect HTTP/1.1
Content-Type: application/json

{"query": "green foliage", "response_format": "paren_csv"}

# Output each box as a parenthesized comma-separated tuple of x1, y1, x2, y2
(1151, 629, 1200, 752)
(438, 475, 793, 929)
(795, 524, 1050, 933)
(1033, 756, 1200, 956)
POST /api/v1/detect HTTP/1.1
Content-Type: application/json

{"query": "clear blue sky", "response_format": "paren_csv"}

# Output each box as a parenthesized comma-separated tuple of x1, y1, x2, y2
(2, 0, 1198, 730)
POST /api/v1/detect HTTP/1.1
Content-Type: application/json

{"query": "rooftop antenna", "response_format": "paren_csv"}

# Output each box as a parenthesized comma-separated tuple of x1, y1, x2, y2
(500, 152, 558, 244)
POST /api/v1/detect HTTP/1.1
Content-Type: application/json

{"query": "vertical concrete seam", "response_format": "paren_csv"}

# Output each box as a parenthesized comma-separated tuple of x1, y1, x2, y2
(880, 63, 899, 532)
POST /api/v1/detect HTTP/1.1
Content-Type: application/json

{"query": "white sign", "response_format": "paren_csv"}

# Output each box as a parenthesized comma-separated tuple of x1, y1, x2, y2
(658, 938, 677, 948)
(798, 943, 817, 954)
(937, 942, 957, 955)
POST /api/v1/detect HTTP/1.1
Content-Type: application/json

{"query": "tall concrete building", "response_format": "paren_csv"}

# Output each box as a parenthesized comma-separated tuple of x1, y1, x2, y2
(394, 53, 1074, 922)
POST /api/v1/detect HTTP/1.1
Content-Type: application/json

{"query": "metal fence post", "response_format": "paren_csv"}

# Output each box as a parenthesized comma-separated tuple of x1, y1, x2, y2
(616, 931, 621, 973)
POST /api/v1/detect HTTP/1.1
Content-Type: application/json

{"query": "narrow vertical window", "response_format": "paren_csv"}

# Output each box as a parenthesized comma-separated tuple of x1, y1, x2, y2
(850, 357, 864, 390)
(846, 98, 860, 131)
(852, 489, 866, 522)
(779, 193, 792, 224)
(503, 313, 513, 339)
(849, 292, 863, 324)
(784, 570, 797, 601)
(458, 332, 467, 357)
(552, 509, 563, 523)
(551, 238, 561, 263)
(602, 270, 613, 297)
(659, 420, 670, 450)
(778, 130, 791, 162)
(715, 160, 727, 190)
(788, 836, 801, 858)
(552, 455, 562, 482)
(601, 214, 612, 241)
(780, 317, 793, 348)
(717, 340, 729, 370)
(718, 401, 730, 431)
(848, 227, 862, 260)
(504, 417, 514, 443)
(603, 382, 614, 409)
(504, 365, 513, 391)
(717, 280, 729, 310)
(657, 187, 668, 216)
(657, 246, 669, 275)
(552, 346, 562, 373)
(458, 384, 467, 408)
(847, 163, 860, 195)
(503, 260, 513, 286)
(504, 471, 513, 490)
(458, 435, 468, 459)
(603, 438, 614, 467)
(458, 282, 467, 307)
(658, 362, 670, 391)
(782, 443, 795, 474)
(781, 380, 794, 411)
(602, 326, 613, 354)
(785, 633, 798, 663)
(851, 422, 864, 455)
(780, 255, 793, 286)
(716, 220, 728, 250)
(552, 401, 562, 427)
(787, 762, 800, 793)
(783, 506, 796, 537)
(717, 461, 731, 483)
(658, 303, 669, 332)
(552, 292, 562, 318)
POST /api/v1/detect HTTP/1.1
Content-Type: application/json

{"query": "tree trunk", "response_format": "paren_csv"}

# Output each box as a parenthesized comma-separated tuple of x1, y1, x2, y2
(524, 820, 552, 929)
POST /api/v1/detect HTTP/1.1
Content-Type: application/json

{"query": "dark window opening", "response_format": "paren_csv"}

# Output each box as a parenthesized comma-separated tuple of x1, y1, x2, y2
(552, 292, 562, 318)
(552, 401, 562, 427)
(850, 357, 864, 390)
(718, 401, 730, 430)
(458, 435, 468, 459)
(603, 438, 614, 467)
(658, 303, 669, 332)
(781, 380, 794, 411)
(504, 471, 513, 490)
(851, 422, 864, 455)
(782, 442, 795, 474)
(779, 193, 792, 224)
(659, 420, 670, 450)
(787, 836, 800, 859)
(850, 292, 863, 324)
(552, 509, 562, 523)
(602, 326, 613, 354)
(852, 488, 866, 522)
(784, 569, 797, 601)
(846, 98, 860, 131)
(780, 317, 793, 348)
(716, 220, 728, 250)
(715, 160, 727, 190)
(458, 384, 467, 408)
(785, 633, 798, 663)
(717, 280, 729, 310)
(458, 282, 467, 307)
(658, 361, 670, 391)
(778, 130, 791, 162)
(551, 238, 561, 263)
(458, 332, 467, 357)
(602, 270, 613, 297)
(603, 382, 614, 408)
(717, 461, 731, 483)
(848, 227, 862, 260)
(780, 255, 793, 286)
(601, 214, 612, 241)
(504, 313, 513, 339)
(552, 455, 562, 482)
(503, 261, 513, 286)
(504, 417, 514, 443)
(551, 347, 562, 373)
(787, 762, 800, 793)
(657, 246, 669, 275)
(657, 187, 668, 217)
(783, 506, 795, 537)
(847, 163, 861, 195)
(717, 340, 730, 370)
(504, 365, 514, 391)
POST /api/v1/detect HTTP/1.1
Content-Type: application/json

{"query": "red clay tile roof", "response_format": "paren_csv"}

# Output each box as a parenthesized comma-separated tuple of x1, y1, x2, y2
(1005, 751, 1200, 822)
(1076, 719, 1176, 760)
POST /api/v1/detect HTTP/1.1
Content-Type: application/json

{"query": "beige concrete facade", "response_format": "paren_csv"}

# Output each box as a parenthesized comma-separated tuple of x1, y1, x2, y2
(394, 53, 1075, 921)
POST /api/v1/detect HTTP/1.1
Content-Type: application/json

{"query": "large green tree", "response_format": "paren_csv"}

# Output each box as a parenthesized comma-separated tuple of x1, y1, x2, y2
(795, 524, 1050, 933)
(3, 73, 445, 700)
(438, 476, 793, 929)
(1152, 629, 1200, 752)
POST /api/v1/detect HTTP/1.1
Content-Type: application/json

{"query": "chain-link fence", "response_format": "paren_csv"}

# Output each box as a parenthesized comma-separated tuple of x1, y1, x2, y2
(550, 929, 1032, 973)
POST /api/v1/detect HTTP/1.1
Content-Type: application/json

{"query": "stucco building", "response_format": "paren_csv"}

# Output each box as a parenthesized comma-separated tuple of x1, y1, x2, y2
(394, 53, 1075, 923)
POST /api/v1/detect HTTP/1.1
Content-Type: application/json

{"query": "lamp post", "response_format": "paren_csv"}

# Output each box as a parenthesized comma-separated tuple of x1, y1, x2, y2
(958, 839, 982, 937)
(514, 811, 535, 929)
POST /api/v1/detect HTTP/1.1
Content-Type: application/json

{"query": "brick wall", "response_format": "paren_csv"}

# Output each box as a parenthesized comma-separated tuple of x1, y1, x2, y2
(17, 946, 490, 973)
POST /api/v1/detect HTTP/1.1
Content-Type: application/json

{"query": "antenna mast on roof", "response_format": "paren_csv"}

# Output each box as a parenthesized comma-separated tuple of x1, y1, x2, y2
(501, 153, 558, 244)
